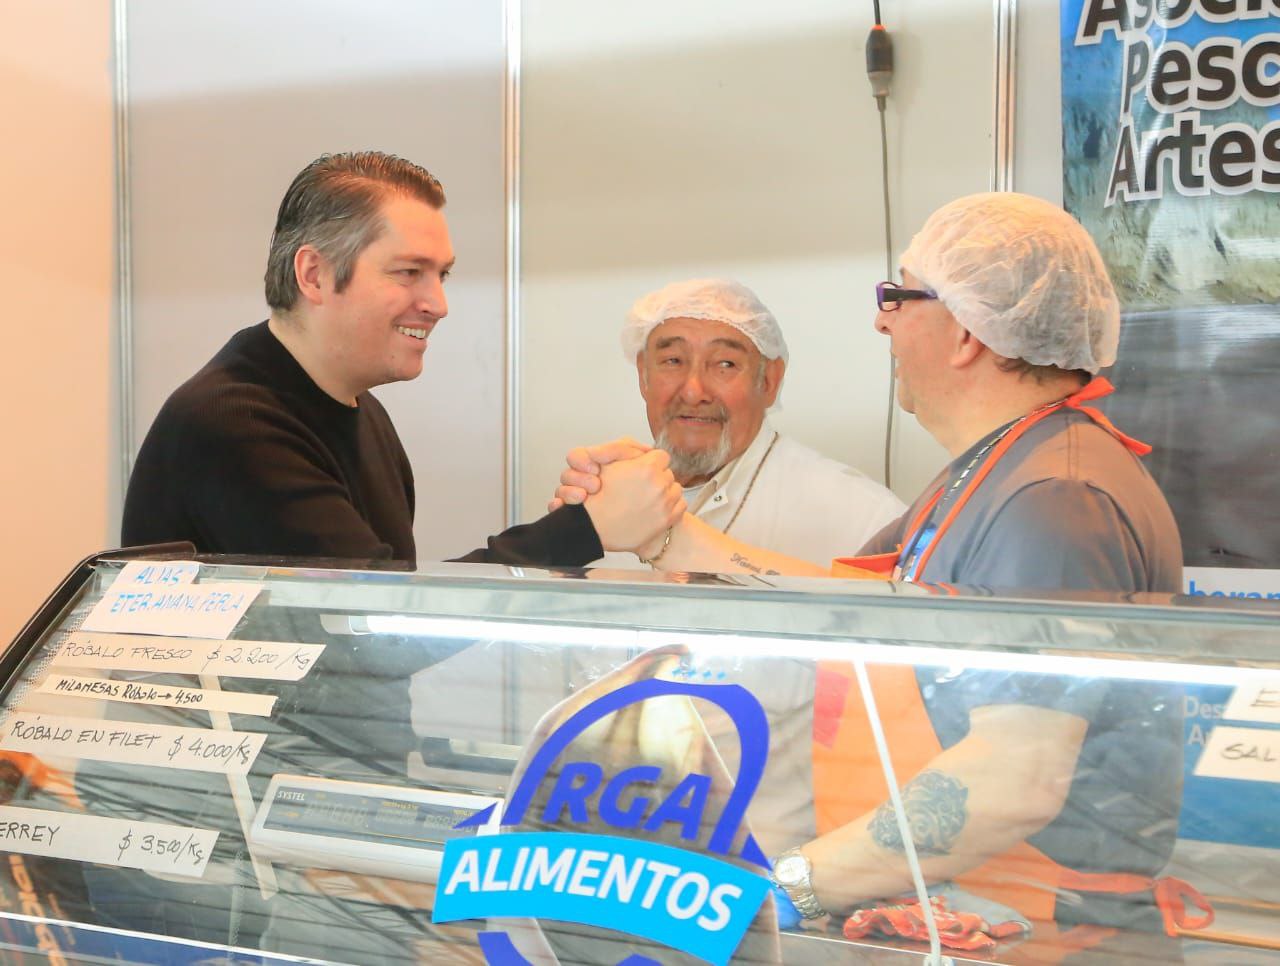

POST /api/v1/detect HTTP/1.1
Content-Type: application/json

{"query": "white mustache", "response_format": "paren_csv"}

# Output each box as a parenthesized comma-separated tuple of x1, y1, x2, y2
(666, 406, 729, 423)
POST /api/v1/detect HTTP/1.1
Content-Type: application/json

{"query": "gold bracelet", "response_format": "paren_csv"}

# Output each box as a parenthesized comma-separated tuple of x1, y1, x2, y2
(638, 527, 674, 566)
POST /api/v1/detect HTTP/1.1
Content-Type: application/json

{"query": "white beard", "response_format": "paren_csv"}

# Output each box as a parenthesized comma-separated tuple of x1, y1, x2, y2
(654, 425, 732, 485)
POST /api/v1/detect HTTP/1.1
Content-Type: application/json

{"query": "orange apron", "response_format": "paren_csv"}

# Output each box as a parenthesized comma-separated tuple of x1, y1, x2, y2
(817, 379, 1211, 945)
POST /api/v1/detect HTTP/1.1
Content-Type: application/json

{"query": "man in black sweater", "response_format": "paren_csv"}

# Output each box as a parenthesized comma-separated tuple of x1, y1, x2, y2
(123, 152, 680, 565)
(106, 153, 684, 958)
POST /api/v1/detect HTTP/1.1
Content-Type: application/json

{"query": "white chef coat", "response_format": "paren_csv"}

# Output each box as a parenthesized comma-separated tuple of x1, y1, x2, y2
(598, 420, 905, 570)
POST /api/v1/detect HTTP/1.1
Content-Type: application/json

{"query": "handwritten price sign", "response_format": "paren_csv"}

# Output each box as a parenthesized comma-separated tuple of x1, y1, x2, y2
(0, 713, 267, 775)
(115, 828, 209, 870)
(108, 561, 201, 589)
(1194, 725, 1280, 784)
(55, 633, 325, 682)
(81, 582, 262, 639)
(0, 805, 217, 877)
(36, 674, 277, 717)
(163, 731, 258, 769)
(197, 642, 322, 678)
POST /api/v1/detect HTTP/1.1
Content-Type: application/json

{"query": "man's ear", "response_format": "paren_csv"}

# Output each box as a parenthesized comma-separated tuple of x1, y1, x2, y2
(293, 245, 330, 307)
(762, 357, 785, 407)
(635, 353, 647, 392)
(949, 323, 988, 370)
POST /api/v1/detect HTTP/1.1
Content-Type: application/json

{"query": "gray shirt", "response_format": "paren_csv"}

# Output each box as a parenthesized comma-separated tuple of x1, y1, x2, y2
(862, 407, 1182, 593)
(865, 407, 1185, 891)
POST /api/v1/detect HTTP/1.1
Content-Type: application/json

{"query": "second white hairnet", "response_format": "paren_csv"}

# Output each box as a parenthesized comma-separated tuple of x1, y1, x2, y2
(899, 193, 1120, 373)
(621, 278, 789, 364)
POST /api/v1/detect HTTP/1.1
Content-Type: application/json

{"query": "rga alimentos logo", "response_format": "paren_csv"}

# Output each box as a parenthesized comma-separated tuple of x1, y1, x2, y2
(432, 677, 774, 965)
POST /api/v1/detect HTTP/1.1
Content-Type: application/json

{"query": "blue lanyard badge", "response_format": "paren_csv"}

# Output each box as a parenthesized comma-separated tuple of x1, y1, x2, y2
(896, 523, 938, 582)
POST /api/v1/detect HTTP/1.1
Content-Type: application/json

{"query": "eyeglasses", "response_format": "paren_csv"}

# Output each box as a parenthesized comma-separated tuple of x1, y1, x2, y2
(876, 281, 939, 312)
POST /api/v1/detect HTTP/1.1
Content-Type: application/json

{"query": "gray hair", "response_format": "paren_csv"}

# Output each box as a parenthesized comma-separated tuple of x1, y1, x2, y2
(265, 151, 446, 313)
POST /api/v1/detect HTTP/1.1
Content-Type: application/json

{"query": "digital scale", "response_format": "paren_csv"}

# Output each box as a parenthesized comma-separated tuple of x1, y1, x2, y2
(248, 774, 502, 882)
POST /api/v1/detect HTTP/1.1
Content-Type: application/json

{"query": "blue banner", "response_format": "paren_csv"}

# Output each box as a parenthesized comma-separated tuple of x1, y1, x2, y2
(1061, 0, 1280, 571)
(433, 831, 771, 966)
(1180, 683, 1280, 848)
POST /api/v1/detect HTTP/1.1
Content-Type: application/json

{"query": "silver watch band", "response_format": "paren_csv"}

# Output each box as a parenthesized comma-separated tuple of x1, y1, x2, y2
(772, 848, 827, 920)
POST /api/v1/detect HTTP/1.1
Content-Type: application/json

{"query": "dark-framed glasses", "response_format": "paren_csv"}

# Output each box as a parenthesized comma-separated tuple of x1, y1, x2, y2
(876, 281, 939, 312)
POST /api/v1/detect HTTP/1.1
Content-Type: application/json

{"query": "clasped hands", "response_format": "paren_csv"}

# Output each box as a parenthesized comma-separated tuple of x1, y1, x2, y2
(549, 438, 682, 558)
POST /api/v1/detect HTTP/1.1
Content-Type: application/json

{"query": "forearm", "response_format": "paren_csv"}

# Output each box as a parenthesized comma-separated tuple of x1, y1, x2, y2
(450, 505, 603, 567)
(806, 706, 1085, 914)
(807, 772, 1042, 912)
(643, 513, 834, 578)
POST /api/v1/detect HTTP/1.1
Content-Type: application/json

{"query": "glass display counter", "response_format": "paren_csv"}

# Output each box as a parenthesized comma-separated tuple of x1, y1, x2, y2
(0, 550, 1276, 964)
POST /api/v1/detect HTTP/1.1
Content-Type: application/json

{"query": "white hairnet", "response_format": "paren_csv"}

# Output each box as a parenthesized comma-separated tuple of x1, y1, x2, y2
(899, 193, 1120, 373)
(621, 278, 789, 364)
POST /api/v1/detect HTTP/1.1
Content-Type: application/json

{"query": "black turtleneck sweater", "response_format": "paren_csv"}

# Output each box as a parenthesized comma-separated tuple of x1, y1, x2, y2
(122, 322, 601, 567)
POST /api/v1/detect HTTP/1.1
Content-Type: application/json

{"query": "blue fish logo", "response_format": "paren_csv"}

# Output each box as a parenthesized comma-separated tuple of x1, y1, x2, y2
(433, 677, 775, 966)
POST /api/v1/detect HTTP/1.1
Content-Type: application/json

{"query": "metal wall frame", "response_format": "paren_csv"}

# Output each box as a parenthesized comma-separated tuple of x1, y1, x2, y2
(992, 0, 1018, 192)
(503, 0, 523, 527)
(112, 0, 135, 502)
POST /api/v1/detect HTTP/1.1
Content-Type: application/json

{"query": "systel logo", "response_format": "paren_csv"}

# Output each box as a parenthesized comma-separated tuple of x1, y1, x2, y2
(432, 676, 774, 966)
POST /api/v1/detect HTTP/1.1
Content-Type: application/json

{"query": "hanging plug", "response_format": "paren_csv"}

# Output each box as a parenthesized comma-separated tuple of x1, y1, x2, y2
(867, 23, 894, 107)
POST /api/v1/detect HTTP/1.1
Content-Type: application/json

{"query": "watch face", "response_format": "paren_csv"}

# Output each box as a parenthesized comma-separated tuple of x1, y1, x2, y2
(773, 853, 807, 886)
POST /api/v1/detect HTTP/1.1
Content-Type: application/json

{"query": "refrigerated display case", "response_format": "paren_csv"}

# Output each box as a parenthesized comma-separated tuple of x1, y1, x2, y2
(0, 549, 1276, 964)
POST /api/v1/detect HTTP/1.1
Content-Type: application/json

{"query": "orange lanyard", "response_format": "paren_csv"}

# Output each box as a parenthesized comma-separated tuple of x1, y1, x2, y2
(895, 377, 1150, 583)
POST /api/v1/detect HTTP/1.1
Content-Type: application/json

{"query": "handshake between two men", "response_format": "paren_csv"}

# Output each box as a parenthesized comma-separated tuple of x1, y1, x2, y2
(549, 277, 905, 581)
(559, 438, 852, 581)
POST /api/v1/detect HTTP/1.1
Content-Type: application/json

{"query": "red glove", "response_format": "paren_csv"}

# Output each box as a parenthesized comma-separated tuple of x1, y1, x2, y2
(843, 895, 1028, 953)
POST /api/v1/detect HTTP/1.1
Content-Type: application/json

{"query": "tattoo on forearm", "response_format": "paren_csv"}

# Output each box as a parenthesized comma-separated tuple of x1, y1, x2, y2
(869, 770, 969, 857)
(729, 552, 780, 576)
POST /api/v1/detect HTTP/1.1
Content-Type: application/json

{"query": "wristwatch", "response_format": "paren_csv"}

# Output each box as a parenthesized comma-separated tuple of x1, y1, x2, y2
(770, 848, 827, 920)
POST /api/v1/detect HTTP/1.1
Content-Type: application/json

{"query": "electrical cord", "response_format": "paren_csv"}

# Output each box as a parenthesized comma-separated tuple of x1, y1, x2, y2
(864, 22, 953, 965)
(879, 98, 896, 491)
(867, 14, 896, 490)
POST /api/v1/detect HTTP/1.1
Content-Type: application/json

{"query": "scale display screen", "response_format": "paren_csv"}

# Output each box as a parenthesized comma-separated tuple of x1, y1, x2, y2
(263, 784, 482, 851)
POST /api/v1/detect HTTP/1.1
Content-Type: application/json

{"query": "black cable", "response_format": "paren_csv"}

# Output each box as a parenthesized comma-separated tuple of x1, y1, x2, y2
(878, 98, 896, 490)
(866, 14, 895, 488)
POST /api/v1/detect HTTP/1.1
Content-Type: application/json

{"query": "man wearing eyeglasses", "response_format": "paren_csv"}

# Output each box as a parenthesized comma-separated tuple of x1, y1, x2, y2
(563, 194, 1179, 591)
(552, 193, 1191, 953)
(540, 278, 905, 862)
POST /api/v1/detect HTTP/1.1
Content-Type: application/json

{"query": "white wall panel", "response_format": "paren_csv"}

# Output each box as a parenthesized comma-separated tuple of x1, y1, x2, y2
(518, 0, 995, 524)
(124, 0, 507, 560)
(1014, 0, 1066, 205)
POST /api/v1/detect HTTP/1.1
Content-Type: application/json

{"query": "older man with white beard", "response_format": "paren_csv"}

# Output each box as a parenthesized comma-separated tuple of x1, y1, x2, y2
(540, 279, 905, 860)
(589, 278, 903, 570)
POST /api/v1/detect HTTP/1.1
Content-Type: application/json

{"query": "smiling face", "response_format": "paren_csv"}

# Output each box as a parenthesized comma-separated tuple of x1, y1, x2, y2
(304, 195, 454, 403)
(637, 317, 783, 486)
(874, 268, 957, 423)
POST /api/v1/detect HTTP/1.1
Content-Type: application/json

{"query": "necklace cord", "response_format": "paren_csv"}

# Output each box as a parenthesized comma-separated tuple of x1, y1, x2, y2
(722, 432, 781, 536)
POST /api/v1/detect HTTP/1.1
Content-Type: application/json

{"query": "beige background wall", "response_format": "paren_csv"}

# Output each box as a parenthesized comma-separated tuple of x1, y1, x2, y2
(0, 0, 1056, 646)
(1015, 0, 1065, 206)
(516, 0, 998, 521)
(0, 3, 115, 644)
(122, 0, 509, 562)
